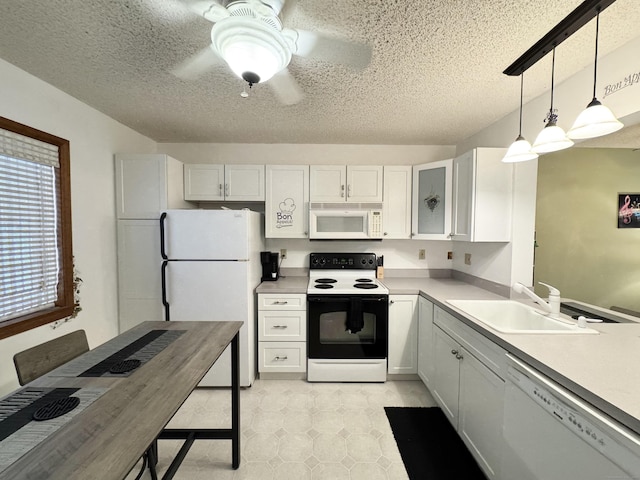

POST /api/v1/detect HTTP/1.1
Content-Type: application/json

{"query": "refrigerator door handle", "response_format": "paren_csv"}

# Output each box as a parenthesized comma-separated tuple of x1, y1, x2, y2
(161, 260, 170, 321)
(159, 212, 168, 260)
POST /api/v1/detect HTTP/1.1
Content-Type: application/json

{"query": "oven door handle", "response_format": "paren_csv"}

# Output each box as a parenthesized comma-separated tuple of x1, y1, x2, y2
(307, 296, 388, 303)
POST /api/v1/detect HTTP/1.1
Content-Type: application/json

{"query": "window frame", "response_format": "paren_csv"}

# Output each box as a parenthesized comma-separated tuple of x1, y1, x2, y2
(0, 116, 73, 339)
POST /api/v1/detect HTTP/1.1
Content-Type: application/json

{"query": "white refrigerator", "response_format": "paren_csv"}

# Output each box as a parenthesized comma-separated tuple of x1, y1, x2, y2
(160, 209, 264, 387)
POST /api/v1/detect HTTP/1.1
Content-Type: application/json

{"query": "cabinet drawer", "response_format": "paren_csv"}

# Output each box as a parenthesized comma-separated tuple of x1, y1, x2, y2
(259, 293, 306, 310)
(435, 306, 507, 379)
(259, 311, 306, 341)
(259, 342, 306, 372)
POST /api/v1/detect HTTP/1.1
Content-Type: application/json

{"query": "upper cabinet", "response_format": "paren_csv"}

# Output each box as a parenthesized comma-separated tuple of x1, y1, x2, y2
(265, 165, 310, 238)
(310, 165, 383, 203)
(411, 159, 453, 240)
(115, 154, 192, 219)
(451, 148, 512, 242)
(183, 164, 265, 202)
(382, 166, 412, 239)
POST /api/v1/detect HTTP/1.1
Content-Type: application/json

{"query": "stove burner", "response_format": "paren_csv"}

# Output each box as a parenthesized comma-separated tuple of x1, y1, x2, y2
(315, 278, 337, 284)
(354, 283, 378, 289)
(355, 278, 373, 283)
(314, 284, 334, 289)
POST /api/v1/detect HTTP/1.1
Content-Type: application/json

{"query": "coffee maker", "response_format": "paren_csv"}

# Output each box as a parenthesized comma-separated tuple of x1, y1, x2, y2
(261, 251, 280, 281)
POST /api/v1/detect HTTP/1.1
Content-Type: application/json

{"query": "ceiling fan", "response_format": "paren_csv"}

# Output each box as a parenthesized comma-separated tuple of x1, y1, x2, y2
(173, 0, 372, 104)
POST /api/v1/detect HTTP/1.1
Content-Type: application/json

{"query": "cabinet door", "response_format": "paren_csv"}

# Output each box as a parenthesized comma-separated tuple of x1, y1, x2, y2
(411, 159, 453, 240)
(310, 165, 346, 202)
(117, 220, 163, 332)
(347, 165, 383, 202)
(115, 154, 168, 219)
(388, 295, 418, 375)
(417, 296, 434, 387)
(451, 150, 474, 241)
(459, 348, 505, 480)
(265, 165, 309, 238)
(382, 166, 412, 238)
(432, 326, 460, 428)
(225, 164, 265, 201)
(183, 164, 224, 201)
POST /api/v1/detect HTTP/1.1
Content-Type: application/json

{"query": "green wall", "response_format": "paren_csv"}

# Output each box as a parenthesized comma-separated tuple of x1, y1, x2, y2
(535, 148, 640, 314)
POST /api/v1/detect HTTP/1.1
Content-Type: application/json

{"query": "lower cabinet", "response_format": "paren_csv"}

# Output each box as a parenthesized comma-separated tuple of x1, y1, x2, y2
(257, 293, 307, 373)
(417, 296, 435, 387)
(431, 305, 506, 480)
(388, 295, 418, 375)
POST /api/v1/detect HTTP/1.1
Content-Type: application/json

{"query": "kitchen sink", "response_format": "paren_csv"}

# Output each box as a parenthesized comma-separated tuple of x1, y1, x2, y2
(446, 300, 599, 334)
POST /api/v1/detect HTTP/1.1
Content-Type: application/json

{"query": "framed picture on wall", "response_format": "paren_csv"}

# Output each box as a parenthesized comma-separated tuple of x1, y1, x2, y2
(618, 193, 640, 228)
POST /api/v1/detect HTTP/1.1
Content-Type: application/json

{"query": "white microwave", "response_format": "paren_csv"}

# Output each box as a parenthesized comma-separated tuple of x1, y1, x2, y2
(308, 203, 383, 239)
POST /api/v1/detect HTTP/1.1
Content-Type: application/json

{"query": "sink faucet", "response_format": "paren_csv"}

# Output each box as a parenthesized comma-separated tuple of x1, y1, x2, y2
(513, 282, 561, 318)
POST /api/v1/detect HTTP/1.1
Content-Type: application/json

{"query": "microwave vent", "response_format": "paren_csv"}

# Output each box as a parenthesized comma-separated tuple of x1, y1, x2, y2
(309, 202, 383, 210)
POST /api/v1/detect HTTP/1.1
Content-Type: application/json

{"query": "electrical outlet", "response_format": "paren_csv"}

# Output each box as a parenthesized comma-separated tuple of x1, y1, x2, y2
(464, 253, 472, 265)
(280, 249, 287, 260)
(418, 249, 425, 260)
(447, 251, 453, 260)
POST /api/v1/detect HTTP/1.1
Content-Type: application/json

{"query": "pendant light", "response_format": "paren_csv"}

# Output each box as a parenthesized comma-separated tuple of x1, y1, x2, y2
(532, 47, 574, 154)
(503, 73, 539, 163)
(567, 9, 623, 139)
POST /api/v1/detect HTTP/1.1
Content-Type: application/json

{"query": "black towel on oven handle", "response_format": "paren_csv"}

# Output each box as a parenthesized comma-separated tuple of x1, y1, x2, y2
(346, 298, 364, 334)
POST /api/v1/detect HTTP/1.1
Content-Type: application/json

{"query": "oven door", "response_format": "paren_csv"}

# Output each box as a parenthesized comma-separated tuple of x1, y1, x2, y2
(307, 294, 388, 359)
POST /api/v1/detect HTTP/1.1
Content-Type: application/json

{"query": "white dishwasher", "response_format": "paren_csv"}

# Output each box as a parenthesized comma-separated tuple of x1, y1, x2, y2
(502, 354, 640, 480)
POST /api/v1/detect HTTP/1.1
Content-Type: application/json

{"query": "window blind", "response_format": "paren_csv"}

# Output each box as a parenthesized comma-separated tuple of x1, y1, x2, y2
(0, 132, 60, 322)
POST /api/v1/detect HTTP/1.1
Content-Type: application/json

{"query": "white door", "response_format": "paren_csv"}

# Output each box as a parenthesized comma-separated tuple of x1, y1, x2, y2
(383, 166, 412, 238)
(347, 165, 383, 202)
(451, 150, 474, 241)
(162, 209, 249, 260)
(388, 295, 418, 374)
(163, 261, 250, 386)
(265, 165, 309, 238)
(432, 326, 460, 428)
(310, 165, 346, 202)
(226, 164, 265, 201)
(417, 296, 434, 386)
(183, 164, 224, 201)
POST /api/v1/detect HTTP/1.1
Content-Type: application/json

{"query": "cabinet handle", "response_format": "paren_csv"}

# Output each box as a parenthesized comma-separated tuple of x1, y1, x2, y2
(225, 183, 229, 196)
(219, 184, 223, 196)
(273, 325, 288, 329)
(455, 353, 463, 360)
(347, 184, 352, 197)
(341, 185, 345, 197)
(390, 300, 395, 304)
(451, 349, 458, 355)
(274, 356, 288, 361)
(272, 301, 288, 305)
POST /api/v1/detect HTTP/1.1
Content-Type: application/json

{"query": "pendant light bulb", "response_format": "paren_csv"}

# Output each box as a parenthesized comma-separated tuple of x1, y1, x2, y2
(567, 10, 623, 140)
(532, 48, 573, 154)
(503, 73, 538, 163)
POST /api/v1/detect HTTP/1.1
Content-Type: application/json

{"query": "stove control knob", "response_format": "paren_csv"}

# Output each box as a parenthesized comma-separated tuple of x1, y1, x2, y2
(368, 259, 374, 265)
(319, 258, 326, 265)
(361, 259, 366, 265)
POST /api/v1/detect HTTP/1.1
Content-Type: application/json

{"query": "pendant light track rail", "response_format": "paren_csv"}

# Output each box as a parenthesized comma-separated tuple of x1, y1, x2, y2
(503, 0, 616, 76)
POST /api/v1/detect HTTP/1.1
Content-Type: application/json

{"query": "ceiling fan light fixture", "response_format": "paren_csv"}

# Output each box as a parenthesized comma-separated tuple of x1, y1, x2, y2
(211, 17, 292, 84)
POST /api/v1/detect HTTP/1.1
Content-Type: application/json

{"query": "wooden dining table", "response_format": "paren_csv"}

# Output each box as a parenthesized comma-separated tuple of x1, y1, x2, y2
(0, 320, 242, 480)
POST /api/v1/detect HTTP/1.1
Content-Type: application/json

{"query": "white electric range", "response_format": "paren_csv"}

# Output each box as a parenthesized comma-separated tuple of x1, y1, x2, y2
(306, 253, 389, 382)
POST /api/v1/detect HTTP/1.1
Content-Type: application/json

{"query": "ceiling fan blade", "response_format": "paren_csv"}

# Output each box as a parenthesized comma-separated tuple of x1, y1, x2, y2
(292, 29, 372, 71)
(171, 45, 223, 80)
(185, 0, 229, 22)
(269, 68, 304, 105)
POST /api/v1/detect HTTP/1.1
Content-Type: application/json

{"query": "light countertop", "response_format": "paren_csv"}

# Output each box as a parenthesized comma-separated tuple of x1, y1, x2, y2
(257, 275, 640, 436)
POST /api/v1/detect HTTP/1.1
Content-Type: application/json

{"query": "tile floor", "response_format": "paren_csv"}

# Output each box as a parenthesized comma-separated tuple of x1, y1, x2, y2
(128, 379, 437, 480)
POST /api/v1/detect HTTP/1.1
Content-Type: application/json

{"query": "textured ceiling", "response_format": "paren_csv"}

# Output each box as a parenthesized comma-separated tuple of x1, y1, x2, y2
(0, 0, 639, 145)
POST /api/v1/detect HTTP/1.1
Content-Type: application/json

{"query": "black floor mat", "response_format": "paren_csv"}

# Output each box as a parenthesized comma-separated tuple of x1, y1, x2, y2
(385, 407, 486, 480)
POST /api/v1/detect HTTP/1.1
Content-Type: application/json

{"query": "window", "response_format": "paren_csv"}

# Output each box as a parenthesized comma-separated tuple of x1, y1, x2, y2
(0, 117, 73, 339)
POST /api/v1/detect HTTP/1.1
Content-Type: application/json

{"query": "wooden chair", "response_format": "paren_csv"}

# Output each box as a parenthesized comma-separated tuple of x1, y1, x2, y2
(13, 330, 89, 385)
